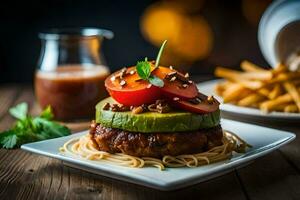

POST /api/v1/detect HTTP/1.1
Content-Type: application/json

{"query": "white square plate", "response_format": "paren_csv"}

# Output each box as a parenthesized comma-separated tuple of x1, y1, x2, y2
(21, 119, 295, 191)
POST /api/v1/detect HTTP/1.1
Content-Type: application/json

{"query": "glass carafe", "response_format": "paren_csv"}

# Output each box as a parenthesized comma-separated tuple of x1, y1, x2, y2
(35, 28, 113, 121)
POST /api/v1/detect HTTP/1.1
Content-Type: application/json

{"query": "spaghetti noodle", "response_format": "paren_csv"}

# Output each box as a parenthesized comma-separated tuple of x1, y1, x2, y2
(59, 131, 251, 170)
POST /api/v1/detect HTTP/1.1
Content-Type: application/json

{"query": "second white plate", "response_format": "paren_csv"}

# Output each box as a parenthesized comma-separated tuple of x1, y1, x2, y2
(197, 79, 300, 120)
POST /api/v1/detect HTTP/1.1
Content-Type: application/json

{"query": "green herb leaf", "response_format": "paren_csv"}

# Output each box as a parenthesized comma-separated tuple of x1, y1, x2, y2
(33, 117, 71, 137)
(155, 40, 167, 68)
(135, 40, 167, 88)
(136, 59, 151, 80)
(0, 130, 16, 141)
(9, 103, 28, 120)
(0, 102, 71, 149)
(1, 134, 18, 149)
(40, 105, 54, 120)
(149, 75, 164, 87)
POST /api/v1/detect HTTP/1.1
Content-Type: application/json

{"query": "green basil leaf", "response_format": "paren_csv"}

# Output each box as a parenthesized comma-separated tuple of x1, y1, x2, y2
(136, 60, 151, 80)
(149, 75, 164, 88)
(9, 103, 28, 120)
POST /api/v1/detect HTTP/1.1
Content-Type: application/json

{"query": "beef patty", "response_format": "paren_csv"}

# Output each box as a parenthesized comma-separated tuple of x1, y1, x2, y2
(89, 122, 223, 158)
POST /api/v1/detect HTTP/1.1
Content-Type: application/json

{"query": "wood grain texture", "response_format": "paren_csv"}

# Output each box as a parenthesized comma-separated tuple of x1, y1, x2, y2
(0, 85, 299, 200)
(237, 151, 300, 200)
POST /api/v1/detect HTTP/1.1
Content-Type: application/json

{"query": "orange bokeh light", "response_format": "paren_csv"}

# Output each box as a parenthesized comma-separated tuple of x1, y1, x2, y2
(140, 2, 213, 66)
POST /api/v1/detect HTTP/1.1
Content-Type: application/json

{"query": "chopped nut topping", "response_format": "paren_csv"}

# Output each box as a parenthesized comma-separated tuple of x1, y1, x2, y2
(148, 104, 156, 111)
(165, 72, 176, 81)
(207, 95, 214, 103)
(111, 104, 120, 112)
(119, 67, 127, 79)
(103, 103, 131, 112)
(182, 84, 188, 88)
(121, 67, 127, 73)
(103, 103, 110, 110)
(170, 76, 176, 82)
(141, 104, 148, 110)
(110, 76, 116, 81)
(148, 99, 171, 113)
(175, 73, 189, 83)
(167, 71, 177, 77)
(120, 80, 126, 86)
(132, 106, 144, 114)
(188, 80, 193, 84)
(119, 105, 130, 112)
(103, 99, 173, 114)
(164, 71, 193, 85)
(173, 97, 180, 101)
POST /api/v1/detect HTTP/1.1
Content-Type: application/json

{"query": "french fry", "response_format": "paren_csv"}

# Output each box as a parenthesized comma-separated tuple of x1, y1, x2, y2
(235, 79, 264, 90)
(275, 72, 300, 82)
(214, 84, 224, 96)
(272, 63, 288, 75)
(222, 84, 246, 103)
(215, 67, 273, 81)
(272, 103, 290, 112)
(268, 84, 282, 100)
(240, 60, 266, 72)
(259, 93, 293, 112)
(283, 81, 300, 111)
(214, 61, 300, 113)
(284, 104, 299, 113)
(237, 93, 265, 107)
(257, 87, 271, 97)
(214, 81, 233, 96)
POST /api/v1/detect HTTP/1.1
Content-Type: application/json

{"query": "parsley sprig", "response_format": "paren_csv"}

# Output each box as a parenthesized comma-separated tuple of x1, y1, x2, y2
(136, 40, 167, 87)
(0, 103, 71, 149)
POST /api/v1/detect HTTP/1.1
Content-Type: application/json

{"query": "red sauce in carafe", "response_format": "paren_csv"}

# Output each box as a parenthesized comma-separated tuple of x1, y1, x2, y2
(35, 65, 109, 121)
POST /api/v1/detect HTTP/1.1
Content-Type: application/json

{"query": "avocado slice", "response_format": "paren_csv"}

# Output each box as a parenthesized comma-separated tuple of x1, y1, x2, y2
(96, 97, 220, 133)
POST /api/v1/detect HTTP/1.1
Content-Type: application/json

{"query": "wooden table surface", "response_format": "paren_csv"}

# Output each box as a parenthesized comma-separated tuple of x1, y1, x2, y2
(0, 84, 300, 200)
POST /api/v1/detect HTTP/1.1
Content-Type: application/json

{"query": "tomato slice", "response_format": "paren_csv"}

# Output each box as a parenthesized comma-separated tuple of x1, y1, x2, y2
(170, 93, 220, 114)
(105, 67, 159, 106)
(161, 79, 198, 100)
(152, 67, 198, 99)
(106, 84, 161, 106)
(105, 65, 199, 106)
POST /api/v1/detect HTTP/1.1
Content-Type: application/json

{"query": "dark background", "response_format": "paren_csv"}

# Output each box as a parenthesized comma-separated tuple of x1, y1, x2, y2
(0, 0, 272, 83)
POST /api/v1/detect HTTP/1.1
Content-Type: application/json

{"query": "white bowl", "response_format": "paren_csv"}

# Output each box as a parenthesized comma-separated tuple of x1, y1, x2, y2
(258, 0, 300, 68)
